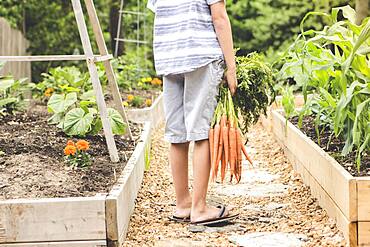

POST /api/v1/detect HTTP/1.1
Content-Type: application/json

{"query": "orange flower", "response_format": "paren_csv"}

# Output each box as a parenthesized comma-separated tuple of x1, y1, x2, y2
(76, 140, 89, 151)
(64, 145, 76, 156)
(127, 94, 134, 102)
(44, 88, 54, 97)
(67, 140, 75, 146)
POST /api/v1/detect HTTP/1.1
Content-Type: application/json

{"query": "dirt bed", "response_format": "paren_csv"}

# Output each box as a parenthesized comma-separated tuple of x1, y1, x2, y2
(291, 116, 369, 177)
(124, 123, 345, 246)
(0, 109, 142, 200)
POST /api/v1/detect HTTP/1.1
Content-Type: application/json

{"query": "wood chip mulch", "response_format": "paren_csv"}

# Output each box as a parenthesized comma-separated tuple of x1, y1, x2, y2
(124, 123, 346, 247)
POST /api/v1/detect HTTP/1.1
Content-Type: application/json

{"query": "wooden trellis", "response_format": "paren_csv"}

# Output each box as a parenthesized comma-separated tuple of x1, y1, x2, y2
(0, 0, 132, 163)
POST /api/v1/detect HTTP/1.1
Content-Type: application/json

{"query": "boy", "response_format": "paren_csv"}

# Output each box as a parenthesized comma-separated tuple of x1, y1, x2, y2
(148, 0, 237, 225)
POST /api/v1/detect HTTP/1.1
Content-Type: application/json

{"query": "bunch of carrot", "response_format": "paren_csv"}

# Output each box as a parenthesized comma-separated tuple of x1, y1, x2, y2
(209, 89, 253, 184)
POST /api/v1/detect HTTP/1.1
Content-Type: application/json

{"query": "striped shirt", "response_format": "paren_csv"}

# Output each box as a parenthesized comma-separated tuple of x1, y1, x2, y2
(147, 0, 224, 76)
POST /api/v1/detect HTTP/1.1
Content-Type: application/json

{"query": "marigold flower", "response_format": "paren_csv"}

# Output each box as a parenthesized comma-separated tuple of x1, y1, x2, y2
(123, 101, 129, 107)
(44, 88, 54, 97)
(127, 94, 134, 102)
(145, 99, 152, 107)
(64, 145, 77, 156)
(67, 140, 75, 146)
(76, 140, 89, 151)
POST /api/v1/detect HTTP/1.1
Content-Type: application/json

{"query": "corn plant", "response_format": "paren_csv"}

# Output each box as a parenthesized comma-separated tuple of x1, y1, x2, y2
(276, 5, 370, 170)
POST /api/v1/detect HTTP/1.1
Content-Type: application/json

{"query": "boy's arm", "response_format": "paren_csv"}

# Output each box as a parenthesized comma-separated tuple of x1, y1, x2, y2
(210, 1, 237, 95)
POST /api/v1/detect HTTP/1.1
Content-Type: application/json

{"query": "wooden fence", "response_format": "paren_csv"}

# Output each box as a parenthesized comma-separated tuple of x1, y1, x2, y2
(0, 17, 31, 80)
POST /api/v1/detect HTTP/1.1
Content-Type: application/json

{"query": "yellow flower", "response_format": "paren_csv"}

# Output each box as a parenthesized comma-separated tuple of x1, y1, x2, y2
(123, 101, 129, 107)
(146, 77, 153, 83)
(127, 94, 134, 102)
(145, 99, 152, 107)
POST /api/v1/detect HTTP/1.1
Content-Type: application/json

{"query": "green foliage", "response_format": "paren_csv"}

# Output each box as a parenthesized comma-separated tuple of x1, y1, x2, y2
(34, 66, 92, 100)
(47, 90, 126, 137)
(112, 48, 156, 90)
(276, 6, 370, 170)
(233, 52, 275, 133)
(227, 0, 353, 61)
(0, 75, 33, 115)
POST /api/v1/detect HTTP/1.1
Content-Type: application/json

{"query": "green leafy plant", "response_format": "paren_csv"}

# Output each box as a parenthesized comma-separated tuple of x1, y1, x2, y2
(0, 75, 33, 115)
(47, 90, 126, 136)
(34, 66, 92, 100)
(233, 52, 275, 133)
(276, 5, 370, 170)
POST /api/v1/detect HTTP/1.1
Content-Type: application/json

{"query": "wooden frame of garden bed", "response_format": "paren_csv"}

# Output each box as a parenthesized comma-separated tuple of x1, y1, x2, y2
(264, 109, 370, 247)
(0, 121, 152, 247)
(127, 92, 164, 129)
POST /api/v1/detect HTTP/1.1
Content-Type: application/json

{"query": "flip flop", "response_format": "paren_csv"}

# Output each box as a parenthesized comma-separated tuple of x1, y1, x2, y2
(190, 205, 239, 226)
(168, 215, 191, 223)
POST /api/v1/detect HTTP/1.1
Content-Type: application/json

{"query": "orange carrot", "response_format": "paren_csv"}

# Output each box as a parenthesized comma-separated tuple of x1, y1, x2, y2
(236, 128, 243, 183)
(214, 115, 226, 180)
(212, 122, 221, 179)
(220, 149, 226, 183)
(241, 141, 253, 166)
(209, 128, 214, 169)
(221, 125, 229, 183)
(228, 126, 237, 181)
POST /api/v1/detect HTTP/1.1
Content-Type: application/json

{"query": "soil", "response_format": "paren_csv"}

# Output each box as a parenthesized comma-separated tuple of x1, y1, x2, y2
(0, 108, 142, 200)
(290, 116, 370, 177)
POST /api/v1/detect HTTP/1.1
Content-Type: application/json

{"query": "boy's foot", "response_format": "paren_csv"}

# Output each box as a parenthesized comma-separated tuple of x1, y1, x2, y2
(190, 205, 238, 226)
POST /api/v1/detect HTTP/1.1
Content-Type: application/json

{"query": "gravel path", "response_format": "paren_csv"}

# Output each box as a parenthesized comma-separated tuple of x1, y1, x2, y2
(124, 123, 346, 247)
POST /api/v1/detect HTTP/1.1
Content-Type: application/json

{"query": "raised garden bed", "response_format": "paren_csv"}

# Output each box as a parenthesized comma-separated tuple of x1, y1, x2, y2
(126, 92, 164, 130)
(0, 110, 152, 246)
(266, 109, 370, 247)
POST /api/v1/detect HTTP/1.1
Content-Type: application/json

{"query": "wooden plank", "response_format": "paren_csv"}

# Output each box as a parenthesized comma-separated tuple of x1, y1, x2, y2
(0, 197, 106, 243)
(71, 0, 119, 162)
(0, 18, 31, 79)
(106, 122, 151, 246)
(0, 55, 112, 62)
(357, 178, 370, 221)
(271, 110, 357, 222)
(0, 240, 106, 247)
(283, 146, 357, 246)
(84, 0, 133, 140)
(358, 222, 370, 247)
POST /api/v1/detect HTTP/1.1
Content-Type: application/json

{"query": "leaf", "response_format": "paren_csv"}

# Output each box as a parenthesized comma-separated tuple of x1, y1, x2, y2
(107, 108, 126, 135)
(47, 112, 64, 125)
(63, 108, 94, 136)
(0, 98, 17, 107)
(0, 76, 15, 91)
(47, 93, 77, 113)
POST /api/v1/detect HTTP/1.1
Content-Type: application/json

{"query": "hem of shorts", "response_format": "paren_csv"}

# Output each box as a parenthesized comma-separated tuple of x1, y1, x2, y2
(164, 132, 209, 143)
(187, 132, 209, 142)
(164, 134, 188, 144)
(157, 56, 224, 76)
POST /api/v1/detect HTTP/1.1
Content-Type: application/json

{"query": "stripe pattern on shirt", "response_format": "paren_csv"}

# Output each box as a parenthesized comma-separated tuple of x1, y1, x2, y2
(148, 0, 224, 75)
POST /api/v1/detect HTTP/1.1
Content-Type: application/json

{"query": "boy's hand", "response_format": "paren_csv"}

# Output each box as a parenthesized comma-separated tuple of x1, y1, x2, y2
(226, 67, 237, 95)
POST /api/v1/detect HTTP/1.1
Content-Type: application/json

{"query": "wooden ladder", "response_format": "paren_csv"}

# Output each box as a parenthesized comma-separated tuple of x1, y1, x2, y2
(0, 0, 132, 162)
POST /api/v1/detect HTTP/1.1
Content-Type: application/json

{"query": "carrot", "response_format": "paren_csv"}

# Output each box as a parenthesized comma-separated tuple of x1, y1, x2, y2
(228, 126, 237, 181)
(214, 115, 227, 180)
(211, 122, 221, 180)
(209, 128, 214, 169)
(241, 141, 253, 166)
(221, 125, 229, 183)
(236, 128, 243, 183)
(220, 149, 226, 183)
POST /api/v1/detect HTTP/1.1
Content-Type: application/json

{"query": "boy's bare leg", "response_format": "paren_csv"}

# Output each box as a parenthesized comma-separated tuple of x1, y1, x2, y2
(170, 142, 192, 217)
(191, 139, 228, 222)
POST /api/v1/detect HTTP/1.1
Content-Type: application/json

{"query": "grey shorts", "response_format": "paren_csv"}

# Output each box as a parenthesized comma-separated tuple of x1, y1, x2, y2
(163, 60, 225, 144)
